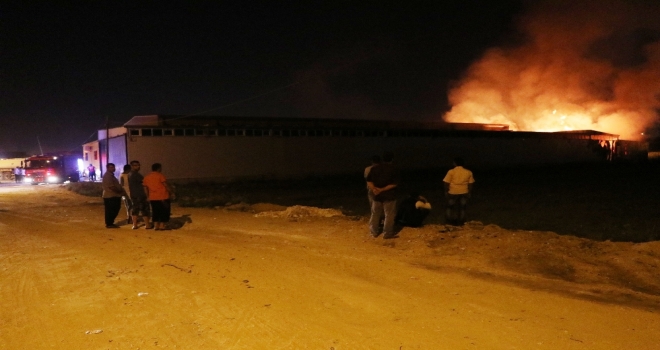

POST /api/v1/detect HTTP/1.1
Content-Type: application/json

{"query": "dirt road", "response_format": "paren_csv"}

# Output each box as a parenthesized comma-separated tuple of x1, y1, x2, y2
(1, 185, 659, 349)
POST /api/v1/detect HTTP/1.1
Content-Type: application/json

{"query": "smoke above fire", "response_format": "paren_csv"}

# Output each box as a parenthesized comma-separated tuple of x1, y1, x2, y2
(443, 0, 660, 140)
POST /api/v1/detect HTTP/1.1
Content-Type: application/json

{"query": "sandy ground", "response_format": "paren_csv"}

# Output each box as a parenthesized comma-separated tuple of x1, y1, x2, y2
(1, 185, 660, 349)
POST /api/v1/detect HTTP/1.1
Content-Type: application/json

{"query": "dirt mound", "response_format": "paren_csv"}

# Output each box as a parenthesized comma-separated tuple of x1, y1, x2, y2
(250, 202, 288, 213)
(255, 205, 344, 219)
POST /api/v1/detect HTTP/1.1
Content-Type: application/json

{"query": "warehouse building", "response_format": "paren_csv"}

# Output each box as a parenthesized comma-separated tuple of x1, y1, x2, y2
(83, 115, 643, 182)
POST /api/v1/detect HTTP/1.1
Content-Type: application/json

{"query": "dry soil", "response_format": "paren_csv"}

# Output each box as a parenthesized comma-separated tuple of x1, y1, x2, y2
(1, 185, 659, 349)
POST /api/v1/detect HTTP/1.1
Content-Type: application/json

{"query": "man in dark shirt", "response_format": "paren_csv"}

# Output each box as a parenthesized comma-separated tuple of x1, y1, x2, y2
(128, 160, 153, 229)
(366, 151, 400, 239)
(102, 163, 123, 228)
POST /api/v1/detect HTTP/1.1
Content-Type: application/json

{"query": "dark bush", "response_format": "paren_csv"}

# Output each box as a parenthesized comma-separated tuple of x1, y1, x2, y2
(175, 183, 245, 207)
(66, 182, 103, 197)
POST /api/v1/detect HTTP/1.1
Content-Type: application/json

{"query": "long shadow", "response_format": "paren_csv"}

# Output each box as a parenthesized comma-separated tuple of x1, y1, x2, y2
(169, 214, 193, 229)
(415, 261, 660, 313)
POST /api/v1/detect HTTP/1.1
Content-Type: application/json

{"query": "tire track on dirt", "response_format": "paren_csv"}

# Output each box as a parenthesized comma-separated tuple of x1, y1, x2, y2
(0, 213, 83, 348)
(4, 186, 660, 349)
(0, 212, 158, 348)
(1, 209, 320, 348)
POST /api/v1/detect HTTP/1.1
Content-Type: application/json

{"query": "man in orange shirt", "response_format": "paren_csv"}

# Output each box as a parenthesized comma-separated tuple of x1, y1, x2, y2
(142, 163, 174, 230)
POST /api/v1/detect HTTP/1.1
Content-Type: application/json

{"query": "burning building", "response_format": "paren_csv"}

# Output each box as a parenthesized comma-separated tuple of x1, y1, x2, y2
(84, 115, 644, 183)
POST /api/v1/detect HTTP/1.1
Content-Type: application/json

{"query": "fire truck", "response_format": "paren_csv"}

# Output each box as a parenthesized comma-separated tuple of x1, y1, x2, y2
(23, 155, 81, 184)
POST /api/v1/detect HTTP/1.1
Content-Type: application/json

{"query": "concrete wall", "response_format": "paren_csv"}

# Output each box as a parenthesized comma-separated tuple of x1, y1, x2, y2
(99, 136, 128, 174)
(125, 134, 610, 182)
(98, 127, 128, 140)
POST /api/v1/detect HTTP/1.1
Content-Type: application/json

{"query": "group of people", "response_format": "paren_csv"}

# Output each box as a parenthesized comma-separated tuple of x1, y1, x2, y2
(102, 154, 474, 234)
(365, 153, 475, 239)
(102, 161, 174, 230)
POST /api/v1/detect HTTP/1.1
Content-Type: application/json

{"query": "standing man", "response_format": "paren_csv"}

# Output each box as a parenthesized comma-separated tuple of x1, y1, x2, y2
(128, 160, 152, 230)
(88, 164, 96, 182)
(102, 163, 124, 228)
(364, 155, 381, 209)
(119, 164, 133, 224)
(13, 166, 22, 183)
(143, 163, 174, 231)
(366, 151, 400, 239)
(443, 157, 475, 226)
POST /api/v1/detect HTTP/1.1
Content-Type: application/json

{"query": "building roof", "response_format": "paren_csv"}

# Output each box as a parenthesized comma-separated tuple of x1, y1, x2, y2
(122, 115, 619, 141)
(123, 115, 504, 130)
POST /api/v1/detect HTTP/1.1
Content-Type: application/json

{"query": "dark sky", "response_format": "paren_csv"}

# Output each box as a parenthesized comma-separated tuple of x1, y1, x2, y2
(0, 1, 523, 155)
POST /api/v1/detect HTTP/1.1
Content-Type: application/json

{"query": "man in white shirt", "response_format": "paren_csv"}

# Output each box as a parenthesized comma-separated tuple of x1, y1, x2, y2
(13, 167, 22, 183)
(443, 157, 475, 226)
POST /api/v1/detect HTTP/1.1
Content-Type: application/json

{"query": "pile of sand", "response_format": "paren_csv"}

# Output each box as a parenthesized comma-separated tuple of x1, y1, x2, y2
(255, 205, 344, 218)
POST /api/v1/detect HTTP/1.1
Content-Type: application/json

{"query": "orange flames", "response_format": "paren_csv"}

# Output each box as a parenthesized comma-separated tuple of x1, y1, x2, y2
(443, 0, 660, 140)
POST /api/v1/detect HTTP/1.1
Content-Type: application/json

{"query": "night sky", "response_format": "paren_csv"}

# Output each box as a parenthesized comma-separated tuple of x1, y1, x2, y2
(1, 1, 523, 155)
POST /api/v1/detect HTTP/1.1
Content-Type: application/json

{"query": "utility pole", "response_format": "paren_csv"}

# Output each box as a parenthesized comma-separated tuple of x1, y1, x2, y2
(102, 116, 110, 176)
(37, 136, 44, 155)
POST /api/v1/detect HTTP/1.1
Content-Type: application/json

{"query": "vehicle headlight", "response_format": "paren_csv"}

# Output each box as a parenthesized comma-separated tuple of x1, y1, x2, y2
(47, 176, 59, 183)
(23, 177, 33, 183)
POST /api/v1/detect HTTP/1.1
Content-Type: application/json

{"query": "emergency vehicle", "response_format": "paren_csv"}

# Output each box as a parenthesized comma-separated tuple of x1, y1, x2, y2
(23, 155, 81, 184)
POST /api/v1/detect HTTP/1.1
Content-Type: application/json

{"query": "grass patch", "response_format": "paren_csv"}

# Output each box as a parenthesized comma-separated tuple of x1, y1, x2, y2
(174, 183, 247, 207)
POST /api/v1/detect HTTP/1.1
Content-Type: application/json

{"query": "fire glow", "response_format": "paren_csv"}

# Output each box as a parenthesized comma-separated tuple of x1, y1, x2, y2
(443, 0, 660, 140)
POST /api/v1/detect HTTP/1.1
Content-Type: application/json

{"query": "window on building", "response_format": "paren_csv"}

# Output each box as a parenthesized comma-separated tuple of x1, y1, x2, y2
(184, 129, 195, 136)
(84, 152, 88, 161)
(94, 151, 98, 160)
(174, 129, 184, 136)
(142, 129, 153, 136)
(129, 129, 140, 136)
(163, 129, 173, 136)
(152, 129, 163, 136)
